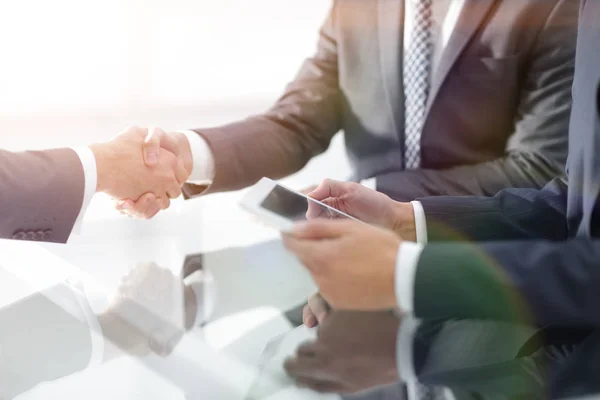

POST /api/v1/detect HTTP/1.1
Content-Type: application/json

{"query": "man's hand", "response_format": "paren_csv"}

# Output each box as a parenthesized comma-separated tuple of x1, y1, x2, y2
(89, 127, 190, 216)
(282, 219, 400, 311)
(100, 262, 196, 358)
(306, 179, 417, 241)
(303, 292, 330, 328)
(115, 128, 194, 218)
(284, 310, 400, 394)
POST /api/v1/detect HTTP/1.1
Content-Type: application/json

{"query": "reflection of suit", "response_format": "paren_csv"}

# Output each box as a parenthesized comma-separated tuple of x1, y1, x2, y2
(399, 1, 600, 399)
(0, 149, 84, 243)
(186, 0, 577, 200)
(0, 280, 94, 399)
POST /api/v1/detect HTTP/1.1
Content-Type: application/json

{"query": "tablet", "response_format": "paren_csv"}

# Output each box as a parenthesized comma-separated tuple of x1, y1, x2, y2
(240, 177, 361, 232)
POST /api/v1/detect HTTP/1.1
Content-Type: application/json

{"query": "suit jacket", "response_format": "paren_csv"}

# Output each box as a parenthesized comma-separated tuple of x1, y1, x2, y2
(185, 0, 577, 201)
(412, 0, 600, 326)
(0, 148, 84, 243)
(406, 1, 600, 396)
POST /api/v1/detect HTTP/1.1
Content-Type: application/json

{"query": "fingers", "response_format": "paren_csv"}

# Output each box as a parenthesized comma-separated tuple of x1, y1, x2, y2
(308, 179, 351, 201)
(166, 182, 182, 200)
(144, 126, 181, 167)
(290, 219, 359, 240)
(294, 377, 344, 394)
(174, 159, 189, 186)
(119, 193, 163, 219)
(143, 126, 164, 166)
(307, 293, 330, 325)
(281, 234, 323, 264)
(303, 304, 318, 327)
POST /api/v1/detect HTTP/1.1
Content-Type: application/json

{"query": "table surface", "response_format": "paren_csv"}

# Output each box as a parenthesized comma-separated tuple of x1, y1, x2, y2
(2, 188, 339, 400)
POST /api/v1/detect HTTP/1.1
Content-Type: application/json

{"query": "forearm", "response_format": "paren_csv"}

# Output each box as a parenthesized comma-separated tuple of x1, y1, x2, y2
(413, 239, 600, 327)
(376, 151, 564, 202)
(0, 148, 85, 243)
(190, 113, 336, 194)
(416, 176, 569, 242)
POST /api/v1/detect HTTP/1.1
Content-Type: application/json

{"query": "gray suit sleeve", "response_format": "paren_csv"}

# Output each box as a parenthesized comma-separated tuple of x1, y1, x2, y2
(183, 2, 342, 196)
(376, 0, 577, 201)
(0, 148, 85, 243)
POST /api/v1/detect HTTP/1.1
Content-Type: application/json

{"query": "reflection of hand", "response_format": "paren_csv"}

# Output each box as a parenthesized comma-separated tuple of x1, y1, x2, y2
(306, 179, 416, 240)
(283, 220, 400, 311)
(90, 127, 190, 214)
(115, 128, 194, 219)
(303, 292, 330, 328)
(285, 311, 400, 394)
(101, 262, 192, 357)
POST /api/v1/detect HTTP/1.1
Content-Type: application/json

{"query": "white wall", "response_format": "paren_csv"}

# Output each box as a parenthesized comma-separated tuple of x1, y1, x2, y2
(0, 0, 333, 148)
(0, 0, 351, 216)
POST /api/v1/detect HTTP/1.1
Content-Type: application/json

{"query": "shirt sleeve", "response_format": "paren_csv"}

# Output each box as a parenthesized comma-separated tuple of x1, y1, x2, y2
(411, 201, 428, 244)
(396, 314, 421, 382)
(394, 231, 425, 384)
(69, 147, 97, 237)
(180, 130, 216, 185)
(395, 241, 424, 313)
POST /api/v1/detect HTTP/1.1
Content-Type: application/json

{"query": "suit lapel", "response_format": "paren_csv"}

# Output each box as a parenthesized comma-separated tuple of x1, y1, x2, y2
(424, 0, 497, 118)
(378, 0, 405, 140)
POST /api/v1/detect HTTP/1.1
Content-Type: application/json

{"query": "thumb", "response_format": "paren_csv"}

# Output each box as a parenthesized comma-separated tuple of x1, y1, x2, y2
(308, 178, 348, 201)
(143, 126, 163, 166)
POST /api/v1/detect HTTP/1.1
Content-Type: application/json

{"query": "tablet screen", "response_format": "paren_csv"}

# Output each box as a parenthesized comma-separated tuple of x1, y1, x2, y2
(259, 184, 348, 222)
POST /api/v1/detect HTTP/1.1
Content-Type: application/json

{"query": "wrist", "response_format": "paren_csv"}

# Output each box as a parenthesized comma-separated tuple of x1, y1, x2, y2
(391, 202, 417, 241)
(88, 142, 114, 194)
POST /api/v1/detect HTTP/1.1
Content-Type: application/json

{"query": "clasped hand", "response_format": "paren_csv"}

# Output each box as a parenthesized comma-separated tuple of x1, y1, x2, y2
(90, 126, 193, 218)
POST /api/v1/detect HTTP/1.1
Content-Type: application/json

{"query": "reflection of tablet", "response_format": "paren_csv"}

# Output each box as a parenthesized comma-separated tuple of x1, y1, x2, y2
(240, 178, 361, 232)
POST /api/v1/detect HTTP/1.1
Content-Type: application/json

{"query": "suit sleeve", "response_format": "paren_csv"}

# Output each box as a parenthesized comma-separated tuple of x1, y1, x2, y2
(0, 148, 85, 243)
(183, 2, 342, 196)
(412, 238, 600, 328)
(376, 0, 577, 203)
(416, 177, 570, 242)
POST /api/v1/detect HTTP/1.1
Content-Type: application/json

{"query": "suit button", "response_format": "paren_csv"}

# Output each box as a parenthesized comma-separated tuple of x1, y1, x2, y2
(12, 231, 26, 240)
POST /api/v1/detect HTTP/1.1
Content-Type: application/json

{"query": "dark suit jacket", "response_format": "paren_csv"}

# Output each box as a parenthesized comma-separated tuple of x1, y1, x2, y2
(406, 1, 600, 397)
(0, 148, 84, 243)
(185, 0, 577, 201)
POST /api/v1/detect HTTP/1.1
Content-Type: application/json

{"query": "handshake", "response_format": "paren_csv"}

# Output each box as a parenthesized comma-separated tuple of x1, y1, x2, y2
(89, 126, 194, 218)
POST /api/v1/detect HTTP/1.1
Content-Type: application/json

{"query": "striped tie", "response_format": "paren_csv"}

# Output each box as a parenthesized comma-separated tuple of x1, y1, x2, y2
(403, 0, 433, 169)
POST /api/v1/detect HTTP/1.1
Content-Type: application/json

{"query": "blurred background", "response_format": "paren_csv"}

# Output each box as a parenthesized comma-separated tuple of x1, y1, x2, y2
(0, 0, 351, 218)
(1, 3, 345, 398)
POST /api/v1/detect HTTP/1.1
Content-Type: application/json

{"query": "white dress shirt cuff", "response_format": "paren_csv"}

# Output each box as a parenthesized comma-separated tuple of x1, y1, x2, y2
(360, 177, 377, 190)
(396, 314, 421, 382)
(395, 241, 424, 313)
(180, 130, 215, 185)
(410, 201, 428, 244)
(70, 147, 97, 237)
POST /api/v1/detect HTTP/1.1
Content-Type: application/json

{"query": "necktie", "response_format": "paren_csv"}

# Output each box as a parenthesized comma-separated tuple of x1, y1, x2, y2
(404, 0, 433, 169)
